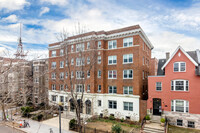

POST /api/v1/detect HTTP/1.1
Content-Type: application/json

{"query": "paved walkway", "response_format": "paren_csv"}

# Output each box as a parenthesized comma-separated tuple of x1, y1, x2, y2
(144, 122, 164, 130)
(13, 116, 76, 133)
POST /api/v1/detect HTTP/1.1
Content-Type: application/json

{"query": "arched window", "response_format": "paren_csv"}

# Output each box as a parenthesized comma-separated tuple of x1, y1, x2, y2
(85, 100, 91, 114)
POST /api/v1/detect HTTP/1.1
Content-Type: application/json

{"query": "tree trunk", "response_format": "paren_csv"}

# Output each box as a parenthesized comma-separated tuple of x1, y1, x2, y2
(1, 103, 7, 121)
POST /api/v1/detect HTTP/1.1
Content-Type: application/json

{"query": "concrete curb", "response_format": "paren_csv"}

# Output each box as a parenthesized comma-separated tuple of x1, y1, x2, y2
(5, 123, 27, 133)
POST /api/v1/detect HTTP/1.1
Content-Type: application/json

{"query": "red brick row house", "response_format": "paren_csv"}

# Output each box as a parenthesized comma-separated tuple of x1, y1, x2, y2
(147, 46, 200, 129)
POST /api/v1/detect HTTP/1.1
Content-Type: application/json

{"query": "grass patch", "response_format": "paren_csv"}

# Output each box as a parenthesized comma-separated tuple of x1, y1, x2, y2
(168, 125, 200, 133)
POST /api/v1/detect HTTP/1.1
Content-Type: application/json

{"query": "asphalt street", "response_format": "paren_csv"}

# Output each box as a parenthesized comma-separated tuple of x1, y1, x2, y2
(0, 124, 23, 133)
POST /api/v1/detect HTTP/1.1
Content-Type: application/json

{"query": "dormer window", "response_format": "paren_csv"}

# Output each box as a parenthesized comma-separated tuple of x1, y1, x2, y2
(174, 62, 186, 72)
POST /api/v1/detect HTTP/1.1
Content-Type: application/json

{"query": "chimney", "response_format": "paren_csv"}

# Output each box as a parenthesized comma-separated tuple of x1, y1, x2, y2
(166, 52, 170, 61)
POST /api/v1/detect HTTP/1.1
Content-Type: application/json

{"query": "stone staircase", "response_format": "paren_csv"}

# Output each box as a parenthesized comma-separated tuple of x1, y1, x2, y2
(143, 125, 164, 133)
(142, 115, 165, 133)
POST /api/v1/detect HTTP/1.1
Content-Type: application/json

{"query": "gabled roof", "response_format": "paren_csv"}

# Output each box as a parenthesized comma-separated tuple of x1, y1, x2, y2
(161, 46, 199, 70)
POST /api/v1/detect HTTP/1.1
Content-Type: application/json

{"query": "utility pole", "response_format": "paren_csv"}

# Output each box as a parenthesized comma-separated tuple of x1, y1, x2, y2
(58, 102, 62, 133)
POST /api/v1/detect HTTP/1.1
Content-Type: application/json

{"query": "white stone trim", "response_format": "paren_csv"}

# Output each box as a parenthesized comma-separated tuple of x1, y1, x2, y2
(161, 46, 198, 70)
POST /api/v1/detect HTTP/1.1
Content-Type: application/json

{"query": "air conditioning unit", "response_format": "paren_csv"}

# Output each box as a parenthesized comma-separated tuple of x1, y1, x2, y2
(195, 66, 200, 76)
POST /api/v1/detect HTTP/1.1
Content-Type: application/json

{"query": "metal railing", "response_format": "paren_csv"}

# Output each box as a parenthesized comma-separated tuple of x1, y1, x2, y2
(164, 117, 168, 133)
(140, 116, 146, 130)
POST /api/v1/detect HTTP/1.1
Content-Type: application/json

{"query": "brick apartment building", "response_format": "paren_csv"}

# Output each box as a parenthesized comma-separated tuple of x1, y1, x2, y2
(32, 59, 49, 105)
(48, 25, 154, 121)
(147, 46, 200, 129)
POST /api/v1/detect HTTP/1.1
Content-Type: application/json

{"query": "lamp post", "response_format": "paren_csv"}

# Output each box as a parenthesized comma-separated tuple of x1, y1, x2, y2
(58, 102, 62, 133)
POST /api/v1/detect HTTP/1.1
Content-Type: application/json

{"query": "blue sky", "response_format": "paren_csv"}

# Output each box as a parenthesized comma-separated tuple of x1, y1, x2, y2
(0, 0, 200, 59)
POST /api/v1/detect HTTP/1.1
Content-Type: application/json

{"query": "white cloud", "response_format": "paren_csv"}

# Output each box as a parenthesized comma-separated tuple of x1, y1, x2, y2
(39, 7, 50, 16)
(2, 15, 18, 23)
(0, 0, 30, 11)
(150, 31, 200, 58)
(40, 0, 68, 6)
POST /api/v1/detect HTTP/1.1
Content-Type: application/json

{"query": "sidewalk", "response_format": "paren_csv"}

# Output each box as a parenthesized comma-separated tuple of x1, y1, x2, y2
(14, 116, 75, 133)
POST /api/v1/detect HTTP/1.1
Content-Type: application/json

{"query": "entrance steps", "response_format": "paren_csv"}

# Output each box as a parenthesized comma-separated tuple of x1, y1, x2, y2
(143, 122, 164, 133)
(151, 115, 161, 123)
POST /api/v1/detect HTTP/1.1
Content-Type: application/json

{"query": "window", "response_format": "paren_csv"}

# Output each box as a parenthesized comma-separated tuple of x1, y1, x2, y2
(65, 60, 68, 66)
(60, 84, 64, 91)
(76, 58, 85, 66)
(156, 82, 162, 91)
(98, 100, 102, 106)
(34, 66, 39, 72)
(51, 62, 56, 69)
(51, 51, 56, 57)
(188, 121, 195, 128)
(51, 73, 56, 79)
(108, 40, 117, 49)
(71, 58, 74, 65)
(143, 57, 145, 65)
(171, 80, 189, 91)
(143, 71, 144, 80)
(177, 119, 183, 126)
(76, 43, 85, 52)
(35, 88, 39, 94)
(98, 41, 101, 49)
(87, 57, 90, 64)
(124, 102, 133, 111)
(60, 96, 64, 102)
(87, 85, 90, 92)
(171, 100, 189, 113)
(76, 71, 84, 79)
(87, 42, 90, 49)
(98, 56, 101, 64)
(76, 84, 84, 92)
(60, 61, 64, 68)
(52, 84, 56, 90)
(71, 45, 74, 52)
(66, 72, 68, 78)
(108, 70, 117, 79)
(123, 86, 133, 94)
(98, 70, 101, 78)
(65, 47, 68, 54)
(108, 56, 117, 65)
(71, 71, 74, 78)
(60, 72, 64, 79)
(123, 54, 133, 64)
(34, 78, 39, 83)
(98, 85, 101, 92)
(52, 95, 56, 101)
(108, 86, 117, 94)
(108, 100, 117, 109)
(87, 71, 90, 78)
(123, 69, 133, 79)
(123, 37, 133, 47)
(60, 49, 64, 56)
(174, 62, 186, 72)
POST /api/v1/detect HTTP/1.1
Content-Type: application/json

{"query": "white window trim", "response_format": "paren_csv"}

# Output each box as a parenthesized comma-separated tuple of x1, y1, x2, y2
(108, 55, 117, 65)
(108, 86, 117, 94)
(51, 51, 56, 57)
(123, 102, 133, 111)
(98, 85, 101, 92)
(123, 86, 133, 95)
(60, 61, 64, 68)
(108, 40, 117, 49)
(173, 62, 186, 72)
(123, 69, 133, 79)
(156, 82, 162, 91)
(123, 54, 133, 64)
(171, 99, 189, 113)
(171, 80, 189, 91)
(108, 70, 117, 79)
(123, 37, 133, 48)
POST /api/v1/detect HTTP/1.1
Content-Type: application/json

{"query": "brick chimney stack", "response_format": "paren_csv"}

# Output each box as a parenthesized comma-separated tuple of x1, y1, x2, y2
(166, 52, 170, 61)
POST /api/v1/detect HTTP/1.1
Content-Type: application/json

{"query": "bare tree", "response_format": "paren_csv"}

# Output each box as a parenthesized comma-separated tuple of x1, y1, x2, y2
(53, 24, 98, 132)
